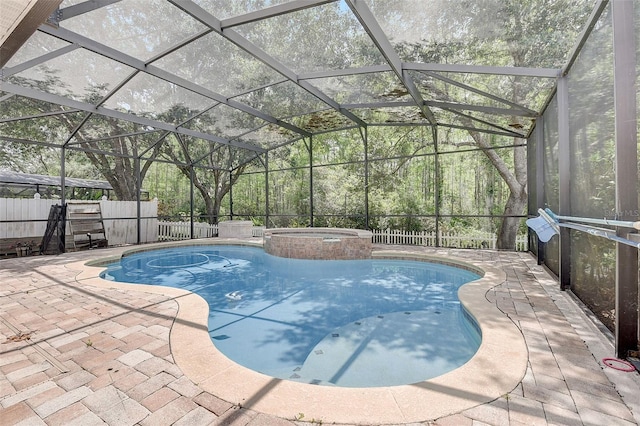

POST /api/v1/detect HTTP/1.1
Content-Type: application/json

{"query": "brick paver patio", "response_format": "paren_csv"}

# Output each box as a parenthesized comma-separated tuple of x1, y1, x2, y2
(1, 244, 639, 425)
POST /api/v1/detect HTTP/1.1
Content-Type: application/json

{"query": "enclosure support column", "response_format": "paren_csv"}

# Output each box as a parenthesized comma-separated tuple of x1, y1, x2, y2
(363, 126, 369, 230)
(433, 126, 440, 247)
(229, 146, 234, 221)
(189, 165, 195, 239)
(309, 136, 314, 227)
(60, 145, 67, 251)
(612, 0, 639, 357)
(535, 118, 545, 264)
(264, 152, 269, 228)
(60, 145, 66, 206)
(135, 156, 141, 244)
(229, 172, 234, 220)
(557, 75, 571, 290)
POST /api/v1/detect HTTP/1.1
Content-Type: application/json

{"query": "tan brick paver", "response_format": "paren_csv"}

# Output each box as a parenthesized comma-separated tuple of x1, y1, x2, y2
(140, 387, 180, 412)
(1, 246, 638, 425)
(43, 401, 93, 425)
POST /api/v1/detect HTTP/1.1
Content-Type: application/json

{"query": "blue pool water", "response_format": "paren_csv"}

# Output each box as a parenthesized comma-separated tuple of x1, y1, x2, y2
(103, 245, 482, 387)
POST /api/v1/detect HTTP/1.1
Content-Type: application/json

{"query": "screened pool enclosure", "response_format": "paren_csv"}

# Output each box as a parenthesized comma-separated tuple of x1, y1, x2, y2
(1, 1, 638, 357)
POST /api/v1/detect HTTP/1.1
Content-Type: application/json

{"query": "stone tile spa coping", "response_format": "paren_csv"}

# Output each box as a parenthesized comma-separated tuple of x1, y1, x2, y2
(69, 239, 527, 425)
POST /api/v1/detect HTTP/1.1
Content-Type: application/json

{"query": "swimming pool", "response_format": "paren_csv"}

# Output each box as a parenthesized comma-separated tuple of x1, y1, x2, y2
(103, 245, 482, 387)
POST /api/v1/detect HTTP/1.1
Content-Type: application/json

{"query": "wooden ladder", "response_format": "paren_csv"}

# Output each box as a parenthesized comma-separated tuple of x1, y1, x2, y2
(67, 201, 108, 250)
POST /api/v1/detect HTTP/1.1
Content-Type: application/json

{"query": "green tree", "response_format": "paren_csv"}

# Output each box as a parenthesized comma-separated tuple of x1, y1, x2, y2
(160, 133, 256, 224)
(2, 74, 164, 200)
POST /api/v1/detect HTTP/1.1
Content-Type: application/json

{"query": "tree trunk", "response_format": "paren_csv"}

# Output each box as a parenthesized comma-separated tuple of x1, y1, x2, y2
(496, 188, 527, 249)
(192, 177, 217, 224)
(467, 132, 527, 250)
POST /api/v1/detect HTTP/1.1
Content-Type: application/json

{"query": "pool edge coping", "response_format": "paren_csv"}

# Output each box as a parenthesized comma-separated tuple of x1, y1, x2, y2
(69, 240, 528, 425)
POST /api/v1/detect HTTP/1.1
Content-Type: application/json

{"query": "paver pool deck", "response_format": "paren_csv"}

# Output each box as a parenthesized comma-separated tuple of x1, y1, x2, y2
(1, 239, 639, 425)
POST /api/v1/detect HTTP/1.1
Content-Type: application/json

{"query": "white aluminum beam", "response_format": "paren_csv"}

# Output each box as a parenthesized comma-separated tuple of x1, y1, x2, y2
(424, 100, 537, 117)
(221, 0, 338, 29)
(405, 62, 559, 78)
(2, 44, 78, 77)
(342, 101, 416, 109)
(0, 135, 61, 149)
(422, 71, 538, 116)
(0, 81, 265, 153)
(562, 0, 608, 76)
(441, 107, 525, 138)
(36, 25, 311, 138)
(0, 109, 80, 123)
(59, 0, 121, 21)
(169, 0, 366, 128)
(65, 129, 162, 146)
(438, 123, 526, 139)
(299, 65, 392, 80)
(303, 62, 559, 79)
(345, 0, 436, 125)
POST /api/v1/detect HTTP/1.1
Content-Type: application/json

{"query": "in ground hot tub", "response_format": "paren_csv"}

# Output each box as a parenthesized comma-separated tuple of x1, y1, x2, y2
(263, 228, 372, 260)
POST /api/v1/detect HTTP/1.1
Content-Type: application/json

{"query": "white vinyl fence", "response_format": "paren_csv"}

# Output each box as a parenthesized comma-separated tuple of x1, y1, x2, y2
(156, 222, 527, 251)
(158, 221, 218, 240)
(98, 200, 158, 245)
(372, 229, 528, 251)
(0, 198, 158, 246)
(157, 222, 265, 240)
(0, 200, 527, 252)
